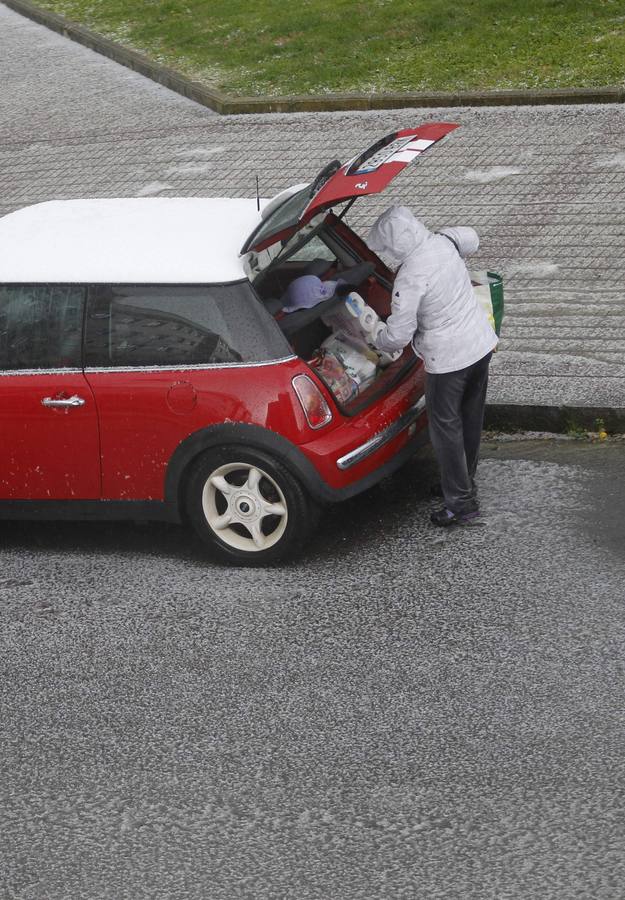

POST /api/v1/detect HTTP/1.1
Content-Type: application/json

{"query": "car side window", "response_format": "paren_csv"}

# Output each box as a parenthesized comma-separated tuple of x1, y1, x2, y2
(84, 283, 291, 368)
(0, 284, 84, 371)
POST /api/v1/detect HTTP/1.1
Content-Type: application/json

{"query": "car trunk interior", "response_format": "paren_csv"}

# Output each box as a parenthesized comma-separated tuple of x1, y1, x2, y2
(250, 213, 419, 415)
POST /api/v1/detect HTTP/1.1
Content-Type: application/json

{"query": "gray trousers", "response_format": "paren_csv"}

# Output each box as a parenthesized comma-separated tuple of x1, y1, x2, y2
(425, 352, 492, 515)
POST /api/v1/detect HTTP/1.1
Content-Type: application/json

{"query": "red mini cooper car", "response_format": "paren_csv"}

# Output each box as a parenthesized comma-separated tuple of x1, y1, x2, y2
(0, 123, 458, 564)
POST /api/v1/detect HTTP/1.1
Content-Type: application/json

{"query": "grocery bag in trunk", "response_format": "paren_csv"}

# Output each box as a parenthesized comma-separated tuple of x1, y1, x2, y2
(470, 271, 504, 336)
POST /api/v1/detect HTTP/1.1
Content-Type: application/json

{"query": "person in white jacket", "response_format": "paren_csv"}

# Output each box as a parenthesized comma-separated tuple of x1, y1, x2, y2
(367, 205, 497, 526)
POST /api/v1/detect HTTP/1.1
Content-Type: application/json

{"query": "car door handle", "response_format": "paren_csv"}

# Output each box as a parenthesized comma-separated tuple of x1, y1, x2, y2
(41, 395, 86, 408)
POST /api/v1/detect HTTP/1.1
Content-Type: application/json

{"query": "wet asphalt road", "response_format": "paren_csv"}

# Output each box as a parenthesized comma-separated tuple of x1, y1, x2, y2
(1, 439, 624, 899)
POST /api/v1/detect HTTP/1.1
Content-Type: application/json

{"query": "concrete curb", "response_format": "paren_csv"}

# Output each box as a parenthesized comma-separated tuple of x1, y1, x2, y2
(4, 0, 625, 115)
(484, 405, 625, 436)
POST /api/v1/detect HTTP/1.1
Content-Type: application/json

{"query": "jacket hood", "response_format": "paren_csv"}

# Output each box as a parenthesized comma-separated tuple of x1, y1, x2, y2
(366, 205, 430, 264)
(437, 226, 479, 257)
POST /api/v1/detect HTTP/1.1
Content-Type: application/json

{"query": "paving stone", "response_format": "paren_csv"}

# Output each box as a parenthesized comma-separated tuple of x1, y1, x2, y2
(1, 3, 624, 411)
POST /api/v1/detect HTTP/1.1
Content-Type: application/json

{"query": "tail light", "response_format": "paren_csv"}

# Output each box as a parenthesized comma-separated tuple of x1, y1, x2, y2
(292, 374, 333, 430)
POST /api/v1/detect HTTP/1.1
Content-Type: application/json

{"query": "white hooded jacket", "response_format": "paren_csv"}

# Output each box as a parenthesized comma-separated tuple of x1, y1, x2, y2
(367, 206, 497, 374)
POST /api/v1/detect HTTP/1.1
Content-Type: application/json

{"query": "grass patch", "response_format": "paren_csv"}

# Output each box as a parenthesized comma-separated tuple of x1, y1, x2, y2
(35, 0, 625, 96)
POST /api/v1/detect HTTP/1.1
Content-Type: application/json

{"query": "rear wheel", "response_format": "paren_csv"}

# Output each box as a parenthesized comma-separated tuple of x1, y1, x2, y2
(185, 446, 318, 565)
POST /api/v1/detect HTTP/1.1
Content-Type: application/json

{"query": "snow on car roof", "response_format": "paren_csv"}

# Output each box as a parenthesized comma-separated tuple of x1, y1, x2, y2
(0, 198, 263, 283)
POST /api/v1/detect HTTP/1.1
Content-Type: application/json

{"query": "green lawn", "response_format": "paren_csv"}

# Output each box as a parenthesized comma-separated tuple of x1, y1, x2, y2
(36, 0, 625, 96)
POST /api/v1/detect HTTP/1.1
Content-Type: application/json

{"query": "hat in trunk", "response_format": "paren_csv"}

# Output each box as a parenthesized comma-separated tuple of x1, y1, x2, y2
(282, 275, 339, 313)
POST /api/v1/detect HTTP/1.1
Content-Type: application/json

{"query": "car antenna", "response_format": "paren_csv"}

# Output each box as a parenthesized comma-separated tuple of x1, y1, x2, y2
(256, 176, 260, 212)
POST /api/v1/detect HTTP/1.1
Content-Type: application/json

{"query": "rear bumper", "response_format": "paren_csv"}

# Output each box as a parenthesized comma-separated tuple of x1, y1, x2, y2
(336, 397, 426, 470)
(295, 354, 427, 493)
(308, 415, 429, 503)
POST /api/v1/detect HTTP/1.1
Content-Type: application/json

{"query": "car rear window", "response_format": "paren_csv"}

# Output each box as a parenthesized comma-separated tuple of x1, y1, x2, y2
(241, 187, 310, 254)
(84, 282, 292, 368)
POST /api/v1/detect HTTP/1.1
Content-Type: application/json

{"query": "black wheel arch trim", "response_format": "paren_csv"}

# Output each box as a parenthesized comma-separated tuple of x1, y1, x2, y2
(165, 422, 328, 509)
(165, 418, 430, 512)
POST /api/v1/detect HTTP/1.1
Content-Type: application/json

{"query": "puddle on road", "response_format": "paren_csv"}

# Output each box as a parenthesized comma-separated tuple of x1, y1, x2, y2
(480, 440, 625, 562)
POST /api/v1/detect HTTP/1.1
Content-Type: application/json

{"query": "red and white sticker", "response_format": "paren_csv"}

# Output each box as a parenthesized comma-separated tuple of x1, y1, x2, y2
(388, 138, 435, 164)
(352, 136, 435, 174)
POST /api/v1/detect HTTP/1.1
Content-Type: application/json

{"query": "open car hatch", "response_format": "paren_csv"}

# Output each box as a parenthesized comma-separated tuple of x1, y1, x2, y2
(241, 122, 459, 254)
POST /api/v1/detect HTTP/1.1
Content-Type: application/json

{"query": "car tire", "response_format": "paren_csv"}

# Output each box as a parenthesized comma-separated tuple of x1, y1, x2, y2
(185, 445, 319, 565)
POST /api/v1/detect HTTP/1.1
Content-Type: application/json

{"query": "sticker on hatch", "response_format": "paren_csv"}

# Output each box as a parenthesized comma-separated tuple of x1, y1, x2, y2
(347, 136, 435, 176)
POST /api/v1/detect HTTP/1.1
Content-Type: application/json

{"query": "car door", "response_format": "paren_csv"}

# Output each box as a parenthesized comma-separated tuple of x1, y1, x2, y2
(0, 284, 101, 500)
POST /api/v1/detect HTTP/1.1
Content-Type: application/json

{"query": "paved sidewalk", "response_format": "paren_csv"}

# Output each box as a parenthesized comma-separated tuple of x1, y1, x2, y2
(1, 4, 624, 421)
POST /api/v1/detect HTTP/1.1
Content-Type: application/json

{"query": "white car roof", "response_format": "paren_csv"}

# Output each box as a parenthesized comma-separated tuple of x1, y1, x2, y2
(0, 198, 263, 283)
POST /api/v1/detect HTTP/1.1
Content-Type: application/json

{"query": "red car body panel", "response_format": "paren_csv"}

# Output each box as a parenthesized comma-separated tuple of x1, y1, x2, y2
(0, 372, 101, 500)
(84, 359, 307, 500)
(83, 350, 425, 502)
(297, 360, 427, 489)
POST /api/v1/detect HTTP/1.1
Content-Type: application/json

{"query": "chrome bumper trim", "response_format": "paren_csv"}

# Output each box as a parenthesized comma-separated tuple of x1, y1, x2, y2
(336, 397, 426, 471)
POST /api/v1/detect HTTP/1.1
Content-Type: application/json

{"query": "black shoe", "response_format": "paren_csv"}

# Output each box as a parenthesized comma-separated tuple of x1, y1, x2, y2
(430, 507, 480, 527)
